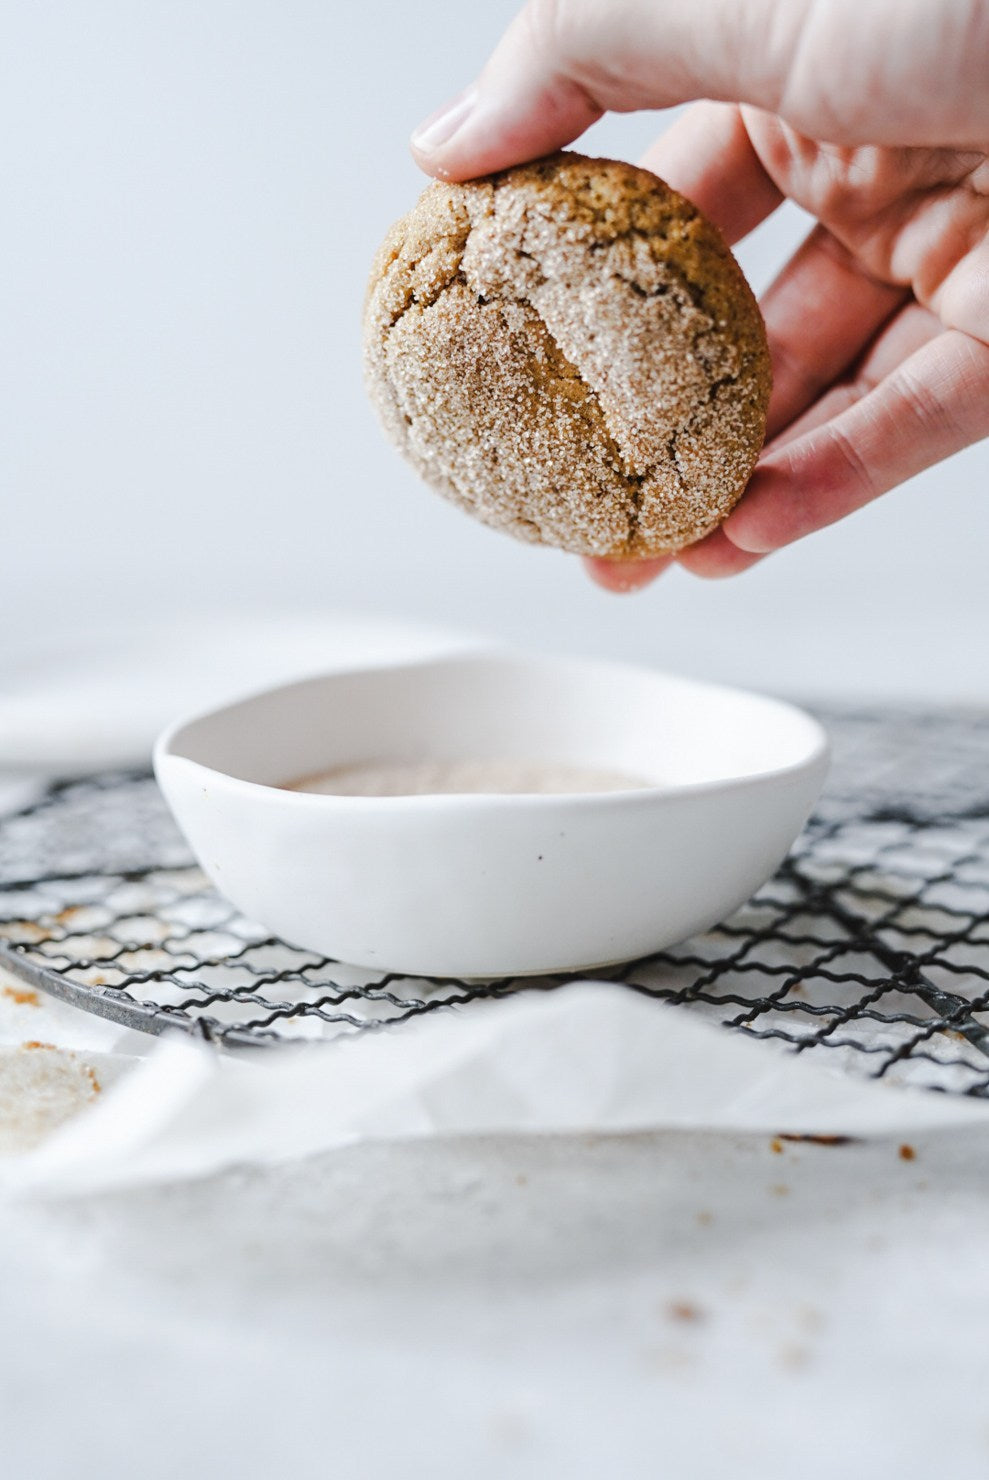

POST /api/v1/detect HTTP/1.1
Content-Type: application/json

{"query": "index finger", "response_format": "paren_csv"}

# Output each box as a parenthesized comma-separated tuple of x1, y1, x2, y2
(638, 102, 783, 245)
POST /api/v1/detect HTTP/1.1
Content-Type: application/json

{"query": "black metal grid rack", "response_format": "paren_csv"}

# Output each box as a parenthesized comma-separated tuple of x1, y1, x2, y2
(1, 706, 989, 1095)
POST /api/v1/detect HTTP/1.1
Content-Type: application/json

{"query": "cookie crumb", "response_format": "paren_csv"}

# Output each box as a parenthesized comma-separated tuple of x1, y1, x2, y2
(2, 985, 39, 1007)
(667, 1301, 704, 1323)
(778, 1133, 855, 1147)
(778, 1342, 813, 1371)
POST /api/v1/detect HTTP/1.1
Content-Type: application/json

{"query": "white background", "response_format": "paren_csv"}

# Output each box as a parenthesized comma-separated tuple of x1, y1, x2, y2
(2, 0, 986, 701)
(4, 9, 989, 1477)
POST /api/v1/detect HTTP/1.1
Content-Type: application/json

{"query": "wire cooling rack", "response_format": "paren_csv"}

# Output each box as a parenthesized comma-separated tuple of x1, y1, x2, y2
(1, 706, 989, 1094)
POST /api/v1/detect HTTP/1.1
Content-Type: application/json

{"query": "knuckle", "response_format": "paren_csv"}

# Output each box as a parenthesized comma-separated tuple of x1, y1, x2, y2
(940, 248, 989, 348)
(524, 0, 575, 61)
(522, 0, 612, 103)
(896, 360, 969, 446)
(826, 421, 878, 501)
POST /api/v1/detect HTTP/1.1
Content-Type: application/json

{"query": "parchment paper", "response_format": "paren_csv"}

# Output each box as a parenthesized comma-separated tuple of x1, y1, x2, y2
(3, 981, 988, 1197)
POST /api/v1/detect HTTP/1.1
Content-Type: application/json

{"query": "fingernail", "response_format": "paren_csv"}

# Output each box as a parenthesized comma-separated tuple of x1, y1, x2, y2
(411, 86, 478, 155)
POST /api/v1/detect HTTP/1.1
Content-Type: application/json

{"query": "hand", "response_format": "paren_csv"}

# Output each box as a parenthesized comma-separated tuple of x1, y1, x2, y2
(411, 0, 989, 590)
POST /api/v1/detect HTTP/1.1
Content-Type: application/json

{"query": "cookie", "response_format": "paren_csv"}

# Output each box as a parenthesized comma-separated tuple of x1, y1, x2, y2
(362, 152, 771, 557)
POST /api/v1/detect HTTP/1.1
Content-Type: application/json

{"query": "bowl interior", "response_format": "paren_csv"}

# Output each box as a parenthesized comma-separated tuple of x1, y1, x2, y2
(158, 653, 826, 796)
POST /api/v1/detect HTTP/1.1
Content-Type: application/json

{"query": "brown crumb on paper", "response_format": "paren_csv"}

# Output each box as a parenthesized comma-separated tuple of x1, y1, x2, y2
(899, 1143, 916, 1162)
(21, 1040, 56, 1051)
(778, 1342, 813, 1372)
(770, 1138, 784, 1154)
(778, 1133, 855, 1147)
(3, 920, 48, 944)
(2, 985, 40, 1007)
(667, 1301, 704, 1324)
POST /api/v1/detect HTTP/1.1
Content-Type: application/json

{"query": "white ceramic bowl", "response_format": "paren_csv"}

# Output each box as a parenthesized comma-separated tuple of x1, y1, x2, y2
(154, 651, 829, 977)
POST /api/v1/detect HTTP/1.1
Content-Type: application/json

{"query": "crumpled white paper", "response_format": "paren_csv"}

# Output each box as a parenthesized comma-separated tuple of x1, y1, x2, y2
(4, 983, 988, 1197)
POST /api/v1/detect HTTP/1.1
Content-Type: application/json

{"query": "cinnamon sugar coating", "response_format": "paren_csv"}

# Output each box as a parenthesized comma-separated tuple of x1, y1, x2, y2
(363, 153, 771, 557)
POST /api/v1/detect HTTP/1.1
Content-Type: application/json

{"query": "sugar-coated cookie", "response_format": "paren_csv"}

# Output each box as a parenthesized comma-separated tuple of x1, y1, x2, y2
(363, 152, 771, 557)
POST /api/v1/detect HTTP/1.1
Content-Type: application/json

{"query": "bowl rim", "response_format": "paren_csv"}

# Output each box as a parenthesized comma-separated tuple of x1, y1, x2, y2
(153, 648, 831, 812)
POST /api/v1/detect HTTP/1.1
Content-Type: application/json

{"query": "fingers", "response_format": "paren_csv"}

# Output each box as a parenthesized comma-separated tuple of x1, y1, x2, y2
(933, 234, 989, 347)
(768, 302, 942, 448)
(675, 527, 765, 579)
(410, 0, 793, 181)
(410, 0, 603, 180)
(638, 103, 783, 245)
(411, 0, 989, 182)
(582, 527, 762, 592)
(582, 555, 673, 593)
(725, 329, 989, 554)
(760, 225, 907, 440)
(595, 305, 950, 586)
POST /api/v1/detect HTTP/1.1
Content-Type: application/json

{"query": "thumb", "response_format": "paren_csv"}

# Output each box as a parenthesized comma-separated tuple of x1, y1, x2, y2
(410, 0, 793, 180)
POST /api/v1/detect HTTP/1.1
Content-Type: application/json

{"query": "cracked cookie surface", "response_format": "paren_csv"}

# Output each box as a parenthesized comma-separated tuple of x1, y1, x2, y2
(363, 152, 771, 557)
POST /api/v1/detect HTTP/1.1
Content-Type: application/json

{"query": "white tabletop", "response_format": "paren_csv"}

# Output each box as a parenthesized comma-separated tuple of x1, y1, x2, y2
(4, 1117, 988, 1478)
